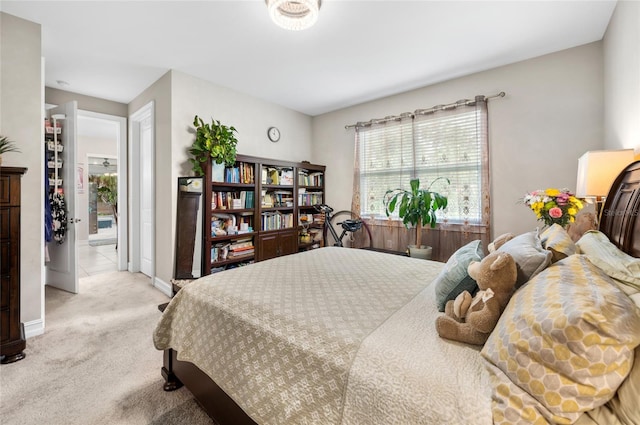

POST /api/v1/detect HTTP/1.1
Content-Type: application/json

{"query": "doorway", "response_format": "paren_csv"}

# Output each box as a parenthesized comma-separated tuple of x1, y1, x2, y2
(87, 155, 117, 246)
(77, 111, 127, 277)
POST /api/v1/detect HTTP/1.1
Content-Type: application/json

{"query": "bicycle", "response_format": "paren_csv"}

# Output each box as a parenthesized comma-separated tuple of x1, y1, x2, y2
(313, 204, 371, 248)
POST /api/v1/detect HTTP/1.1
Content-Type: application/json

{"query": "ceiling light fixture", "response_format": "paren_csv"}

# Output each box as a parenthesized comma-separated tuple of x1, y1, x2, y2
(266, 0, 321, 31)
(103, 158, 111, 168)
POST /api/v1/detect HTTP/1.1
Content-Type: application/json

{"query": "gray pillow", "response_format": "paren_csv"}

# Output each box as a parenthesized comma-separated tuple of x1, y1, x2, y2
(434, 240, 483, 312)
(497, 230, 552, 287)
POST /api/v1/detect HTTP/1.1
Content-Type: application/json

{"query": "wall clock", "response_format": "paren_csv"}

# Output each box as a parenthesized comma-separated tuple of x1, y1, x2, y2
(267, 126, 280, 143)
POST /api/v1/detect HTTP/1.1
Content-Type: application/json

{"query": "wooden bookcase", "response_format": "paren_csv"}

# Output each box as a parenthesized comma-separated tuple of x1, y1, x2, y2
(1, 167, 27, 364)
(201, 155, 325, 276)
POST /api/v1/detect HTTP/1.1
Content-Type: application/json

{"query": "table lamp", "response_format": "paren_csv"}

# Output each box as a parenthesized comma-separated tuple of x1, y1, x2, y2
(576, 149, 634, 219)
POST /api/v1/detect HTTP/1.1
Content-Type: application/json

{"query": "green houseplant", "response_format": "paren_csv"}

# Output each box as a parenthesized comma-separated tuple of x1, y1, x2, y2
(384, 177, 449, 258)
(95, 174, 118, 225)
(189, 115, 238, 177)
(0, 135, 20, 165)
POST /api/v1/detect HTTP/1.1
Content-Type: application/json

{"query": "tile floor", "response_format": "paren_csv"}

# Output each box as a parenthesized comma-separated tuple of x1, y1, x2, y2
(78, 223, 119, 277)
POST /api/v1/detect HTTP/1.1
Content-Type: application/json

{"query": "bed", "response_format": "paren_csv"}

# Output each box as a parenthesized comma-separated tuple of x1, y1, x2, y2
(154, 160, 640, 425)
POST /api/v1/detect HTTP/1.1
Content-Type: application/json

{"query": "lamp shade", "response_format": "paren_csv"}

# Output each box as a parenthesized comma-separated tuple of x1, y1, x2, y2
(576, 149, 634, 198)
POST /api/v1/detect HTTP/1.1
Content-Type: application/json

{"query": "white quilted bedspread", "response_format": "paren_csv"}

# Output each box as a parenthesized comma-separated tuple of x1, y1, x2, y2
(153, 247, 492, 425)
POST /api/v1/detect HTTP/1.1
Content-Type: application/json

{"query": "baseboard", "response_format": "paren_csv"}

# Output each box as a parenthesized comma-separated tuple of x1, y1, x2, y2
(153, 277, 172, 297)
(24, 319, 44, 338)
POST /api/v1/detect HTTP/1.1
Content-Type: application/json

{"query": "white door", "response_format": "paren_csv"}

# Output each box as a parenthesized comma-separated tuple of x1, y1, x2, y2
(140, 115, 154, 277)
(46, 101, 79, 293)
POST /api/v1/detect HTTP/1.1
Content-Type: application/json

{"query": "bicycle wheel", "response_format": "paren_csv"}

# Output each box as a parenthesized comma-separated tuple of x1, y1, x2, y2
(326, 210, 372, 249)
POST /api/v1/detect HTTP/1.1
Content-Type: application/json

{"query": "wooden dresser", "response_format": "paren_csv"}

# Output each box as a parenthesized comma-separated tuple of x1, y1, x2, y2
(1, 167, 27, 364)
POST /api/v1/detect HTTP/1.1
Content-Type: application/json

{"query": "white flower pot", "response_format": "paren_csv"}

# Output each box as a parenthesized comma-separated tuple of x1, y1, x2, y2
(408, 245, 432, 260)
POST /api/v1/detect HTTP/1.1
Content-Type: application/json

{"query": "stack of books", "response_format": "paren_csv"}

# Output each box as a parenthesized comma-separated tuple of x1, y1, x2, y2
(228, 238, 254, 258)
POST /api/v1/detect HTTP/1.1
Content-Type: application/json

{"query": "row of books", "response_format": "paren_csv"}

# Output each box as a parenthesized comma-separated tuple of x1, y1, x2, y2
(212, 191, 255, 210)
(261, 190, 294, 208)
(298, 190, 323, 206)
(261, 212, 294, 231)
(213, 161, 255, 184)
(228, 237, 255, 258)
(298, 171, 323, 187)
(211, 213, 254, 237)
(211, 237, 254, 263)
(261, 167, 294, 186)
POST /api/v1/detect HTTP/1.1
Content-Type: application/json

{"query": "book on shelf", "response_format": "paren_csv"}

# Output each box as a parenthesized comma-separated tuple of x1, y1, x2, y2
(228, 248, 255, 258)
(298, 170, 324, 186)
(230, 242, 254, 251)
(261, 211, 294, 231)
(280, 168, 294, 185)
(298, 190, 323, 206)
(261, 190, 274, 207)
(268, 168, 279, 185)
(219, 162, 255, 184)
(262, 166, 294, 186)
(213, 190, 255, 210)
(270, 190, 294, 207)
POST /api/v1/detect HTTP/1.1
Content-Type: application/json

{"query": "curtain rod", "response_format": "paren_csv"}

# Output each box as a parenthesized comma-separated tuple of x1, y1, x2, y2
(344, 91, 505, 130)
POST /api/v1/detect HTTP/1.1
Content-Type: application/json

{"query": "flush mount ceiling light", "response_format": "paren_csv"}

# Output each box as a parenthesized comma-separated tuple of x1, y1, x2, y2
(266, 0, 321, 31)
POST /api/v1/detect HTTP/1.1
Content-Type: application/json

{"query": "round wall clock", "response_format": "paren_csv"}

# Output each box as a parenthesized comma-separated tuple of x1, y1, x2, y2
(267, 126, 280, 143)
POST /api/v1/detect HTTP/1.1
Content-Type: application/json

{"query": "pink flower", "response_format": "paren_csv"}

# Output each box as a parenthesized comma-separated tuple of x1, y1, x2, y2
(549, 207, 563, 218)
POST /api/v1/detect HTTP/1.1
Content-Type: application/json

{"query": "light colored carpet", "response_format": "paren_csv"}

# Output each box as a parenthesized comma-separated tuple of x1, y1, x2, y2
(0, 271, 214, 425)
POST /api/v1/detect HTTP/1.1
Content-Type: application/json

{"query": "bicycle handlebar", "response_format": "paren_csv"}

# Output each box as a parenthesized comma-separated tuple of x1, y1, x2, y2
(313, 204, 333, 213)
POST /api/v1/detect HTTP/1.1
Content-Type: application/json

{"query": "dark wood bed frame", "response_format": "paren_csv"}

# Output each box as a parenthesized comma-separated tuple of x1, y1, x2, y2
(161, 160, 640, 425)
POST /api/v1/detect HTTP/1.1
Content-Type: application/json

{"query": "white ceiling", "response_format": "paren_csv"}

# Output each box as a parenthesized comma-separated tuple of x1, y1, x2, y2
(1, 0, 617, 116)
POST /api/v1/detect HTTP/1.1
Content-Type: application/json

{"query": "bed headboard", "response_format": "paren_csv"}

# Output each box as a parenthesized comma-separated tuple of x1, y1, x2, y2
(599, 160, 640, 258)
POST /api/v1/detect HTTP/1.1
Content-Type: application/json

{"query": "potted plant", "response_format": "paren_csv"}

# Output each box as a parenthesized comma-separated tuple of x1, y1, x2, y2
(189, 115, 238, 178)
(95, 174, 118, 226)
(384, 177, 449, 259)
(0, 135, 20, 166)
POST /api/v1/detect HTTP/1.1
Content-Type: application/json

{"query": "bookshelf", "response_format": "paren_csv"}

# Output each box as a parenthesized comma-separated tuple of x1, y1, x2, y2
(297, 163, 325, 252)
(199, 155, 325, 275)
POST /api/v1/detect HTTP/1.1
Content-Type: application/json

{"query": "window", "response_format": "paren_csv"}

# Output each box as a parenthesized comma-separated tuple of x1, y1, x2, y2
(356, 99, 488, 226)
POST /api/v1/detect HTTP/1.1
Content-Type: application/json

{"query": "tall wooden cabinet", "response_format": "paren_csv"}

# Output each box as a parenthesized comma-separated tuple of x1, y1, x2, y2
(0, 167, 27, 364)
(200, 155, 325, 276)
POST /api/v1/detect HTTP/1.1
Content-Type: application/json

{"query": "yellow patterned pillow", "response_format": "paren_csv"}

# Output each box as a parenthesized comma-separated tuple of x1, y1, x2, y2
(482, 255, 640, 425)
(540, 224, 576, 262)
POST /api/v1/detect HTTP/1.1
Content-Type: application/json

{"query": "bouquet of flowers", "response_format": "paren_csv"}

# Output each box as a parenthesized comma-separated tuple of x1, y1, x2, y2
(522, 188, 583, 228)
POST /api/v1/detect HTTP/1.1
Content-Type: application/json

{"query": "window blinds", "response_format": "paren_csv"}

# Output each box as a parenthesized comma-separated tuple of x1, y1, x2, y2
(357, 100, 488, 225)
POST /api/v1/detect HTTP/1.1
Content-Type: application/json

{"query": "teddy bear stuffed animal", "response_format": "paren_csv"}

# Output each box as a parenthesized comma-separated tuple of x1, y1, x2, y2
(566, 211, 597, 242)
(435, 251, 517, 346)
(487, 232, 514, 253)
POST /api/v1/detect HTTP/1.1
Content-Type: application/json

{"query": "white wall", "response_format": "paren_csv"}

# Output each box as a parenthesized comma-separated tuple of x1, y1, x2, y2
(128, 70, 314, 285)
(312, 42, 604, 238)
(46, 87, 128, 118)
(603, 0, 640, 153)
(128, 71, 172, 285)
(0, 13, 44, 334)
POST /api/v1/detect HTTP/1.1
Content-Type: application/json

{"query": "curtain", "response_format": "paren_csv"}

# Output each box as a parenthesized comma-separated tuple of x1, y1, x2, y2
(350, 96, 491, 257)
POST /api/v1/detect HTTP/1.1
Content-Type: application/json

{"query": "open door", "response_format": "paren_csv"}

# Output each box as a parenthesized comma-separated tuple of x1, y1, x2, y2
(46, 101, 79, 294)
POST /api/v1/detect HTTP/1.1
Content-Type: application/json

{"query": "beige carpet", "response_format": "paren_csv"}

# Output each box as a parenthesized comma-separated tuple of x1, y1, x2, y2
(0, 271, 214, 425)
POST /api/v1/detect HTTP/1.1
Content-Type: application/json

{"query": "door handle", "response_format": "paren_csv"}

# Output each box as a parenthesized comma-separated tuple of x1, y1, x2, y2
(69, 218, 82, 223)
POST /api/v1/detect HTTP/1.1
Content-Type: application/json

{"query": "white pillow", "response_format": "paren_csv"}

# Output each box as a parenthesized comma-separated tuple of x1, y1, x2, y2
(496, 230, 552, 287)
(576, 230, 640, 294)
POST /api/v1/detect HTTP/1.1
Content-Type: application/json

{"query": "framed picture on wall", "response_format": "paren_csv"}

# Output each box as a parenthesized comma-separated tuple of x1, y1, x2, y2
(77, 165, 84, 194)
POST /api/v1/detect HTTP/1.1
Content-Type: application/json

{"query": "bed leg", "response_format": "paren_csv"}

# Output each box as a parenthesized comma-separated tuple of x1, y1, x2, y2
(162, 348, 183, 391)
